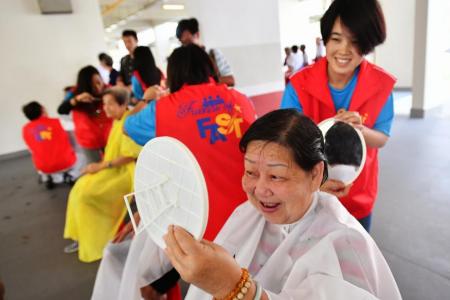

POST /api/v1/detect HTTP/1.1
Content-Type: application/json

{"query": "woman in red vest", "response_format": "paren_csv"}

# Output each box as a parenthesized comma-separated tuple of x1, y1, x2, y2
(131, 46, 164, 101)
(58, 66, 113, 164)
(280, 0, 396, 232)
(91, 44, 256, 300)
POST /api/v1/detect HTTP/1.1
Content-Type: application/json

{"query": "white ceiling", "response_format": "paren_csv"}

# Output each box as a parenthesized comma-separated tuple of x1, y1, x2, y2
(98, 0, 187, 40)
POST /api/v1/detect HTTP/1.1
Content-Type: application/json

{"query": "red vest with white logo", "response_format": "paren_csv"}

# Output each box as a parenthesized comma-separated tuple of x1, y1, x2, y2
(22, 116, 76, 174)
(155, 80, 256, 240)
(290, 58, 396, 219)
(72, 102, 112, 149)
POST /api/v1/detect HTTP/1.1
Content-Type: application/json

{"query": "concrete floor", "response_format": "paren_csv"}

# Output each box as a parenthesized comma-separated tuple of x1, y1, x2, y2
(0, 157, 99, 299)
(1, 92, 450, 299)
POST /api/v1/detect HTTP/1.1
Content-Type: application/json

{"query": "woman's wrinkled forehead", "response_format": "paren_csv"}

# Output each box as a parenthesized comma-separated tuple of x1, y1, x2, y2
(244, 141, 294, 167)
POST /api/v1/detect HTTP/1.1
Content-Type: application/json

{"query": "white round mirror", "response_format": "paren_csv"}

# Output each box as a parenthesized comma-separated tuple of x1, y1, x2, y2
(124, 136, 209, 249)
(318, 118, 367, 185)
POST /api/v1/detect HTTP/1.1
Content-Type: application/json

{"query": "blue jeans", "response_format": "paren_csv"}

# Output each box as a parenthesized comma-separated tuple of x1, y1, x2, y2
(358, 213, 372, 232)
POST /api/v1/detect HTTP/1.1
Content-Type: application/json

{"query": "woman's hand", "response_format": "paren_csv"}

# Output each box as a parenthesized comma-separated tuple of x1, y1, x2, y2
(321, 179, 352, 198)
(113, 212, 140, 243)
(81, 162, 105, 174)
(140, 285, 167, 300)
(76, 92, 95, 103)
(334, 109, 362, 127)
(143, 85, 168, 102)
(70, 92, 95, 106)
(163, 225, 242, 299)
(334, 109, 389, 148)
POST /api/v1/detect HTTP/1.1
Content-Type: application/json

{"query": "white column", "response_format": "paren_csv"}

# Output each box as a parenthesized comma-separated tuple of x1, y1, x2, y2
(411, 0, 428, 118)
(411, 0, 450, 118)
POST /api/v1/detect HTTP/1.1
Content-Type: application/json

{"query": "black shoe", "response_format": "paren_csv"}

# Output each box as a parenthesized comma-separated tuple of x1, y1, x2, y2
(45, 175, 55, 190)
(63, 172, 75, 185)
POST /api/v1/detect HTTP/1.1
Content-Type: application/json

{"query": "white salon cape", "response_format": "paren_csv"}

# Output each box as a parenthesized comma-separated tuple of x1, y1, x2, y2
(92, 192, 402, 300)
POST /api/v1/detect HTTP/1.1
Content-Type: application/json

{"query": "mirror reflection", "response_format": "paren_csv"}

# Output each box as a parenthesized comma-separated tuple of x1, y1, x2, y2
(319, 119, 366, 185)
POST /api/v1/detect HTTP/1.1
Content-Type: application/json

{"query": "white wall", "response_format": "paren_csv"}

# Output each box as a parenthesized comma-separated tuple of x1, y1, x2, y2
(152, 22, 180, 74)
(0, 0, 106, 155)
(376, 0, 415, 88)
(422, 0, 450, 109)
(184, 0, 284, 96)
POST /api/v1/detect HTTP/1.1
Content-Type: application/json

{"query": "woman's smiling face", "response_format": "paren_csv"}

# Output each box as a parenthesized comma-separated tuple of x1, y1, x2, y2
(325, 17, 363, 83)
(242, 141, 320, 224)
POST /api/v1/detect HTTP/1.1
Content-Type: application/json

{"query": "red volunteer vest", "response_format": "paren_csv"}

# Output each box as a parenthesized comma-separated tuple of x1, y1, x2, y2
(155, 80, 256, 240)
(72, 102, 112, 149)
(290, 58, 396, 218)
(22, 116, 76, 174)
(133, 71, 148, 91)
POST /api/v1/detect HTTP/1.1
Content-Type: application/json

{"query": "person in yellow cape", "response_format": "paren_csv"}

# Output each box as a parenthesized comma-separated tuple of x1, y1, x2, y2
(63, 87, 142, 263)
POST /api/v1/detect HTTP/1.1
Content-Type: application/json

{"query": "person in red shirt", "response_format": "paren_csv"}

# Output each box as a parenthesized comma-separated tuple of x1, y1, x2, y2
(280, 0, 396, 231)
(22, 101, 76, 189)
(58, 66, 113, 164)
(91, 44, 256, 300)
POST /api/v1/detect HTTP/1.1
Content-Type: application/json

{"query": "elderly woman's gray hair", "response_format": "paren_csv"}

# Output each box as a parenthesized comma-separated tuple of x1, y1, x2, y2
(103, 87, 130, 106)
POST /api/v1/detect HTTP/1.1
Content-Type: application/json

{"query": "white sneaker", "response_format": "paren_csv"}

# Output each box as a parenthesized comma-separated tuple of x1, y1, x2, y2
(64, 242, 79, 254)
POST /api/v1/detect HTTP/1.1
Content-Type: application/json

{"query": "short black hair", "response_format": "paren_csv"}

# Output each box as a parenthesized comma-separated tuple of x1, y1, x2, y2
(22, 101, 43, 121)
(325, 121, 362, 166)
(133, 46, 162, 87)
(75, 65, 100, 96)
(176, 18, 199, 40)
(166, 44, 216, 93)
(122, 29, 138, 40)
(98, 52, 113, 67)
(240, 109, 328, 184)
(300, 44, 306, 52)
(291, 45, 299, 53)
(320, 0, 386, 55)
(103, 87, 130, 106)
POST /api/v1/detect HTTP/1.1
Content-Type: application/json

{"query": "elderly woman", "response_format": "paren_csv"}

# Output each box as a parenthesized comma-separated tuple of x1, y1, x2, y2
(63, 87, 141, 262)
(160, 109, 401, 299)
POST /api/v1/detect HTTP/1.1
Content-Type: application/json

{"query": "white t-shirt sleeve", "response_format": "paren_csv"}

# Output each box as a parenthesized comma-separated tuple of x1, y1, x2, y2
(211, 48, 233, 77)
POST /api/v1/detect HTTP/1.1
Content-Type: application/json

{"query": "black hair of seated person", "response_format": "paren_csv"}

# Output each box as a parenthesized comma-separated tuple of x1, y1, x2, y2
(176, 18, 199, 40)
(325, 121, 362, 167)
(166, 44, 218, 93)
(150, 268, 180, 294)
(22, 101, 43, 121)
(320, 0, 386, 55)
(98, 52, 114, 67)
(102, 87, 130, 106)
(239, 109, 328, 185)
(133, 46, 162, 87)
(75, 65, 101, 96)
(122, 29, 138, 41)
(291, 45, 299, 53)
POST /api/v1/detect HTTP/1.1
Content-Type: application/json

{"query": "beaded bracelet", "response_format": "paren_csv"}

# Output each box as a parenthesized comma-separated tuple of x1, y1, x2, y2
(215, 268, 252, 300)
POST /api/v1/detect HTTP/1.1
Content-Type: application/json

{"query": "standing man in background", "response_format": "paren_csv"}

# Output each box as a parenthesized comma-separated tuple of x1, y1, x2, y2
(300, 44, 309, 67)
(118, 30, 138, 87)
(176, 18, 235, 87)
(286, 45, 304, 75)
(314, 37, 325, 62)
